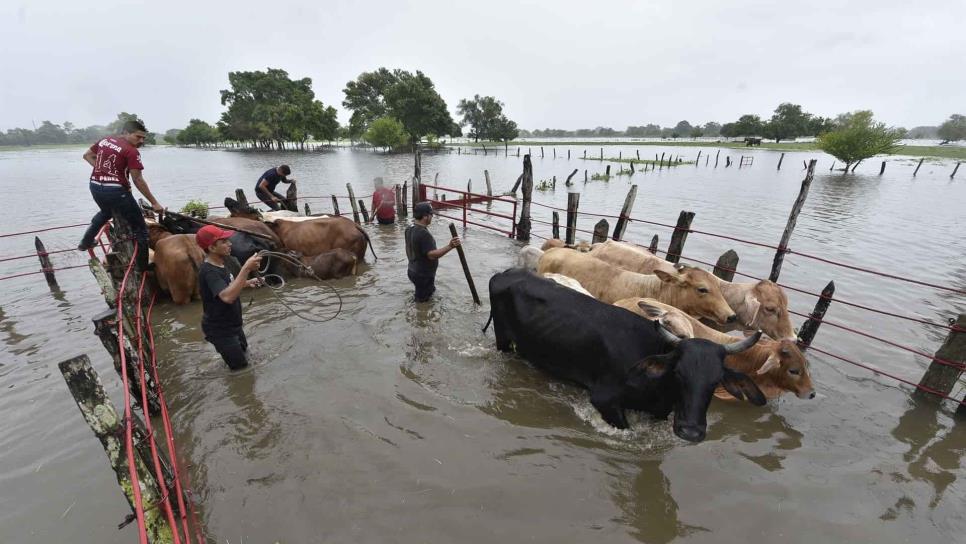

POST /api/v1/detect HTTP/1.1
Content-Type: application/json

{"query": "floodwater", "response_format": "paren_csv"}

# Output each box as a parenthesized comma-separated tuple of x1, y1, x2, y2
(1, 144, 964, 543)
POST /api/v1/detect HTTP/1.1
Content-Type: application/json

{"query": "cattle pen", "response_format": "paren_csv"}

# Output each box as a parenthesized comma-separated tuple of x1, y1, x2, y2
(1, 144, 964, 542)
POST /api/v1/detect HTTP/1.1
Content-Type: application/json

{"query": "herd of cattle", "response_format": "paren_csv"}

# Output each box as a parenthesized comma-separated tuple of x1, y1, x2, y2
(146, 201, 374, 304)
(491, 238, 815, 442)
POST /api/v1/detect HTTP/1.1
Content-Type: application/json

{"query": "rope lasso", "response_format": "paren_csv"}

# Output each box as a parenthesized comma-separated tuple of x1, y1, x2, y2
(248, 250, 344, 323)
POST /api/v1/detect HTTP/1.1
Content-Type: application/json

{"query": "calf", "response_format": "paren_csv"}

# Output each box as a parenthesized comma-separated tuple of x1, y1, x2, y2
(302, 249, 358, 280)
(616, 298, 814, 400)
(537, 248, 737, 324)
(489, 269, 765, 442)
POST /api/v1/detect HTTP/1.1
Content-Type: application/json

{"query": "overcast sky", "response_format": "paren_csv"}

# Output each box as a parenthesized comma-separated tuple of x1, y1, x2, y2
(1, 0, 963, 132)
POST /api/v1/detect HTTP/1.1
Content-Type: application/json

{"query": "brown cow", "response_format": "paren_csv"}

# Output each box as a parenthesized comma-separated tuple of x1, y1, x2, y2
(152, 234, 204, 304)
(303, 249, 358, 279)
(589, 240, 794, 340)
(540, 238, 591, 252)
(616, 298, 814, 401)
(208, 216, 282, 246)
(268, 216, 372, 261)
(537, 248, 737, 324)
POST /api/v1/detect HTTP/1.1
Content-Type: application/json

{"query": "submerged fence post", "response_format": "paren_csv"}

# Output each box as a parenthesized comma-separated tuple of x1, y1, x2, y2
(516, 155, 533, 242)
(346, 183, 360, 224)
(331, 195, 341, 216)
(612, 184, 638, 241)
(695, 150, 702, 167)
(552, 211, 560, 239)
(284, 183, 298, 212)
(592, 219, 609, 243)
(913, 157, 925, 176)
(777, 153, 785, 170)
(880, 161, 887, 175)
(304, 202, 311, 216)
(35, 236, 58, 289)
(797, 281, 835, 350)
(358, 200, 370, 223)
(484, 170, 492, 196)
(712, 249, 739, 282)
(565, 192, 580, 246)
(648, 235, 659, 254)
(769, 159, 817, 282)
(951, 162, 961, 180)
(58, 354, 173, 544)
(714, 150, 720, 168)
(915, 314, 966, 403)
(665, 211, 695, 264)
(235, 188, 250, 209)
(402, 180, 409, 216)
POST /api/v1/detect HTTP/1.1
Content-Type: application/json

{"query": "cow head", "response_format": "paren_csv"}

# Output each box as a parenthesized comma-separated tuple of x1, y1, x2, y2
(743, 280, 795, 341)
(755, 338, 814, 399)
(636, 300, 694, 339)
(224, 197, 263, 221)
(630, 326, 766, 442)
(652, 266, 737, 325)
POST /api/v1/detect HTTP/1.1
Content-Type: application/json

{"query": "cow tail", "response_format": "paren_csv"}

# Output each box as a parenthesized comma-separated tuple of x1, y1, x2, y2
(356, 224, 378, 261)
(481, 312, 493, 333)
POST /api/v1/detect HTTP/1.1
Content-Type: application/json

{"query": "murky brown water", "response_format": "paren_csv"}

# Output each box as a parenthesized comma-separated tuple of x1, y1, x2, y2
(1, 144, 964, 543)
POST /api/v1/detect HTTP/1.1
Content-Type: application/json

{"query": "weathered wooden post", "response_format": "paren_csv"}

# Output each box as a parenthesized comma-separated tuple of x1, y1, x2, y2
(829, 161, 835, 172)
(358, 200, 370, 223)
(92, 309, 161, 415)
(235, 188, 250, 209)
(467, 179, 472, 195)
(567, 149, 571, 159)
(629, 161, 635, 174)
(516, 155, 533, 242)
(879, 161, 887, 175)
(584, 170, 588, 183)
(612, 184, 638, 241)
(34, 236, 58, 289)
(636, 150, 640, 161)
(565, 168, 578, 186)
(553, 148, 556, 159)
(484, 170, 492, 196)
(448, 223, 481, 305)
(541, 147, 544, 158)
(660, 152, 665, 168)
(346, 183, 361, 224)
(605, 164, 611, 178)
(696, 150, 702, 167)
(552, 211, 560, 239)
(565, 192, 580, 245)
(951, 162, 961, 179)
(402, 180, 409, 215)
(304, 202, 311, 216)
(705, 155, 709, 167)
(777, 152, 785, 170)
(796, 281, 835, 350)
(915, 314, 966, 403)
(284, 182, 298, 212)
(517, 147, 520, 157)
(913, 157, 925, 176)
(713, 249, 739, 281)
(665, 211, 695, 264)
(619, 151, 622, 161)
(59, 354, 173, 544)
(648, 235, 659, 254)
(769, 159, 817, 282)
(592, 219, 609, 243)
(714, 150, 720, 168)
(600, 148, 603, 160)
(331, 195, 341, 216)
(583, 150, 586, 159)
(726, 156, 732, 167)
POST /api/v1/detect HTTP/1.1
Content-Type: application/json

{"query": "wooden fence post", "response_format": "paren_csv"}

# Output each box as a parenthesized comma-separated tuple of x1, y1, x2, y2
(568, 149, 571, 159)
(951, 162, 961, 180)
(346, 183, 360, 224)
(467, 179, 472, 195)
(600, 148, 603, 160)
(880, 161, 887, 175)
(612, 184, 638, 241)
(665, 211, 695, 264)
(92, 309, 161, 415)
(695, 150, 702, 167)
(358, 200, 370, 223)
(660, 152, 665, 169)
(516, 155, 533, 242)
(584, 170, 588, 183)
(565, 192, 580, 245)
(304, 202, 311, 216)
(401, 180, 409, 216)
(915, 314, 966, 403)
(913, 157, 925, 176)
(713, 249, 739, 281)
(331, 195, 341, 216)
(553, 148, 556, 159)
(284, 183, 298, 212)
(552, 211, 560, 239)
(484, 170, 492, 196)
(797, 281, 835, 350)
(714, 150, 720, 168)
(235, 188, 250, 209)
(648, 235, 659, 254)
(59, 354, 173, 544)
(769, 159, 817, 282)
(592, 219, 609, 243)
(35, 236, 58, 288)
(565, 169, 578, 186)
(777, 153, 785, 170)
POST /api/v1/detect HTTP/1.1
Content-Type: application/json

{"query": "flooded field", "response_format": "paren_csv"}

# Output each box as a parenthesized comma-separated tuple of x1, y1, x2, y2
(1, 144, 964, 543)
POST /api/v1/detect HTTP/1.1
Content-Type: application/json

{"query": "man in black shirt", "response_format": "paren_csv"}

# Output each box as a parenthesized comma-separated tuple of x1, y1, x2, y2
(196, 225, 264, 370)
(405, 202, 460, 302)
(254, 164, 296, 211)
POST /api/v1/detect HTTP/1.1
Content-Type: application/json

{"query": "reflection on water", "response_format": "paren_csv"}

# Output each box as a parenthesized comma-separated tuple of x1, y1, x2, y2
(611, 457, 709, 544)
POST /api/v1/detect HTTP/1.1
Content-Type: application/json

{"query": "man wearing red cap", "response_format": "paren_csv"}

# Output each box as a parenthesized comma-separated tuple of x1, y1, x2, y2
(196, 225, 263, 370)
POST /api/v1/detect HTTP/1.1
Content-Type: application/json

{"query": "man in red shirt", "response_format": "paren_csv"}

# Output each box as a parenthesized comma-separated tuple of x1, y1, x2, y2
(370, 177, 396, 225)
(78, 120, 163, 269)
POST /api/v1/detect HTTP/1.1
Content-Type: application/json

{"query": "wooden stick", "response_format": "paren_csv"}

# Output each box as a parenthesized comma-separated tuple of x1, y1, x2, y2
(235, 188, 250, 209)
(913, 157, 925, 176)
(951, 162, 961, 179)
(648, 235, 659, 254)
(769, 159, 816, 282)
(484, 170, 492, 196)
(777, 152, 785, 170)
(516, 155, 533, 242)
(35, 236, 58, 289)
(331, 195, 341, 216)
(346, 183, 360, 224)
(552, 211, 560, 239)
(797, 281, 835, 350)
(565, 168, 578, 186)
(448, 223, 480, 305)
(713, 249, 739, 281)
(714, 150, 720, 167)
(879, 161, 886, 175)
(304, 202, 311, 216)
(358, 200, 370, 223)
(665, 211, 695, 264)
(565, 192, 580, 245)
(612, 184, 637, 241)
(592, 219, 609, 243)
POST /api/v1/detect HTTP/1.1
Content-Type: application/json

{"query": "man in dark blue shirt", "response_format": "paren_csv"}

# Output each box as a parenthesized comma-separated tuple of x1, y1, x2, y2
(405, 202, 460, 302)
(254, 164, 296, 210)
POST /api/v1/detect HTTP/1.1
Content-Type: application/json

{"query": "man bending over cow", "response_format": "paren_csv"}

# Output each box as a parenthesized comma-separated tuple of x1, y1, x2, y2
(255, 164, 295, 211)
(196, 225, 264, 370)
(405, 202, 460, 303)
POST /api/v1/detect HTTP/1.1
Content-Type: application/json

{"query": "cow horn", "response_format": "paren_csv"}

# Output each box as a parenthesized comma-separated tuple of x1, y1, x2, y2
(656, 322, 682, 346)
(723, 330, 762, 355)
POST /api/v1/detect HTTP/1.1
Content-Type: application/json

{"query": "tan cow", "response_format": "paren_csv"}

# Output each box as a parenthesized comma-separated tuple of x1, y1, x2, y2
(269, 216, 372, 261)
(152, 234, 204, 305)
(616, 298, 814, 401)
(541, 238, 591, 252)
(542, 273, 594, 297)
(589, 240, 794, 340)
(537, 248, 737, 324)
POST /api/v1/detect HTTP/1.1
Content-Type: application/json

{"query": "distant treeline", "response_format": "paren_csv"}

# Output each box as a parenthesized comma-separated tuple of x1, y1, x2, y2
(0, 112, 156, 146)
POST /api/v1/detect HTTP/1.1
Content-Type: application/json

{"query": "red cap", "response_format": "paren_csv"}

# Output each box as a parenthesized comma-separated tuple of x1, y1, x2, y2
(196, 225, 234, 250)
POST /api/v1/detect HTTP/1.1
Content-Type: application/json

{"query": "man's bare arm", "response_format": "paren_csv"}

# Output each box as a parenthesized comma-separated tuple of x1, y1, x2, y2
(83, 149, 96, 167)
(129, 169, 162, 211)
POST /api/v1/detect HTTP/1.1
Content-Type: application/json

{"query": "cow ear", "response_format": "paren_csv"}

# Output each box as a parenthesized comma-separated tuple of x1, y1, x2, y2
(721, 369, 767, 406)
(743, 294, 761, 326)
(653, 269, 682, 285)
(757, 354, 781, 375)
(636, 301, 665, 318)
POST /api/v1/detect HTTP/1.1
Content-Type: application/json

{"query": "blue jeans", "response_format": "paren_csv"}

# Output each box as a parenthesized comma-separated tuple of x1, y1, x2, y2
(408, 270, 436, 302)
(80, 183, 149, 264)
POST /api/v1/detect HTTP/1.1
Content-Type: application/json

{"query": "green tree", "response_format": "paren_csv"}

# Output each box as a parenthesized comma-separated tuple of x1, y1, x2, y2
(363, 116, 407, 150)
(762, 103, 811, 143)
(176, 119, 219, 147)
(673, 120, 693, 137)
(937, 114, 966, 143)
(817, 110, 904, 173)
(163, 128, 182, 144)
(807, 116, 836, 136)
(343, 68, 456, 143)
(689, 126, 704, 139)
(490, 115, 519, 145)
(731, 114, 764, 137)
(35, 121, 67, 144)
(457, 95, 510, 141)
(107, 112, 156, 144)
(702, 122, 721, 137)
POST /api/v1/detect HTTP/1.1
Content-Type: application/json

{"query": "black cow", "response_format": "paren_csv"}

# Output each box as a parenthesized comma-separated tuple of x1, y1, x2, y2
(159, 214, 277, 270)
(488, 268, 766, 442)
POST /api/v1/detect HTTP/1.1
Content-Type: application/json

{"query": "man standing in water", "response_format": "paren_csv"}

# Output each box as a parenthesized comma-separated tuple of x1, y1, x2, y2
(196, 225, 264, 370)
(255, 164, 295, 210)
(370, 177, 396, 225)
(77, 120, 163, 270)
(405, 202, 460, 302)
